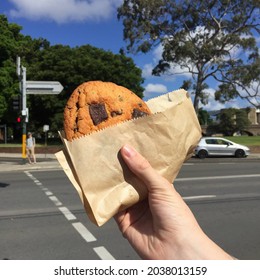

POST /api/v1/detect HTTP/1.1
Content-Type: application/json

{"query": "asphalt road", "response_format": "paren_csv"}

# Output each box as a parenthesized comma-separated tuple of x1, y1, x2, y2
(0, 157, 259, 260)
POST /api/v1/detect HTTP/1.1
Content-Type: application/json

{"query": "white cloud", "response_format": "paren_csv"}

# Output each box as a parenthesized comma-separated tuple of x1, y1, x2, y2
(142, 44, 192, 81)
(199, 88, 241, 111)
(144, 83, 168, 99)
(8, 0, 123, 23)
(153, 44, 163, 61)
(142, 63, 154, 79)
(236, 81, 260, 107)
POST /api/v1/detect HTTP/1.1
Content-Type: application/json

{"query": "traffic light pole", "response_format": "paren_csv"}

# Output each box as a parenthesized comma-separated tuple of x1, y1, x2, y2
(21, 66, 27, 163)
(16, 56, 63, 164)
(17, 57, 27, 164)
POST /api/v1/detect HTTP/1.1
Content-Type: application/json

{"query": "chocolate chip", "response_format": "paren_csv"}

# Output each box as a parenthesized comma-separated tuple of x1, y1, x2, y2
(132, 108, 149, 119)
(89, 103, 108, 125)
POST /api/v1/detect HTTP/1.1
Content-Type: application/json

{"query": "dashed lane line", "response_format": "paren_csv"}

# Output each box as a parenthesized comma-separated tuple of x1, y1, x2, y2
(24, 171, 115, 260)
(48, 196, 63, 206)
(72, 222, 97, 243)
(93, 246, 115, 260)
(58, 206, 77, 221)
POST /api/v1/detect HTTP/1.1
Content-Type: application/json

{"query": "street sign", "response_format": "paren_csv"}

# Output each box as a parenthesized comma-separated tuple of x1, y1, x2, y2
(43, 125, 49, 132)
(26, 81, 63, 95)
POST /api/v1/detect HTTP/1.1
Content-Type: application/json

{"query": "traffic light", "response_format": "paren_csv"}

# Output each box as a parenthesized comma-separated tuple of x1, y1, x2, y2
(12, 95, 21, 111)
(17, 117, 21, 123)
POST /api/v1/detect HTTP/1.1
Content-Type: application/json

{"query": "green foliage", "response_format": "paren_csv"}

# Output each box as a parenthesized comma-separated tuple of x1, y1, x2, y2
(198, 108, 213, 125)
(0, 15, 144, 140)
(218, 108, 251, 136)
(118, 0, 260, 112)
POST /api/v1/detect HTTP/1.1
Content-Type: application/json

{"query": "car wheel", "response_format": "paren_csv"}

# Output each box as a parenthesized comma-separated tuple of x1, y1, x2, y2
(235, 149, 245, 158)
(197, 150, 208, 159)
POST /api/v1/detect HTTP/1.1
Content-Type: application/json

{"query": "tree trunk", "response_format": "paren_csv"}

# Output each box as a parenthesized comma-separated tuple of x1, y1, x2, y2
(193, 72, 203, 115)
(193, 92, 200, 115)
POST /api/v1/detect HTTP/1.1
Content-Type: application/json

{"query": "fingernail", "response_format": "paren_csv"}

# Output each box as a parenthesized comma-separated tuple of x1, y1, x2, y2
(122, 144, 137, 158)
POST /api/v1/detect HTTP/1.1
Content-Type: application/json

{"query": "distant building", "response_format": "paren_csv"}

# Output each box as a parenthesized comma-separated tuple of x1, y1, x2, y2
(247, 108, 260, 124)
(208, 107, 260, 125)
(203, 107, 260, 136)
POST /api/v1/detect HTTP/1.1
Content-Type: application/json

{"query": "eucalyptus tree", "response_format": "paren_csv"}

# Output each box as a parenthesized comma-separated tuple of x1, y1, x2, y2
(118, 0, 260, 112)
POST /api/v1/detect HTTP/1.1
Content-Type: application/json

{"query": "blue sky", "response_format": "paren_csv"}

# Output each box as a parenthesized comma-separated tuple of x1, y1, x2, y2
(1, 0, 258, 110)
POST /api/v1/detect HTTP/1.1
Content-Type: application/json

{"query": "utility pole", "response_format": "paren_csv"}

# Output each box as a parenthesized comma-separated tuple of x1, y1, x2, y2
(16, 57, 63, 164)
(16, 56, 28, 163)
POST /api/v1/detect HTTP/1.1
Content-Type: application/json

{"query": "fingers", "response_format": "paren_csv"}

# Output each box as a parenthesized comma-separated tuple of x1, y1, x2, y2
(120, 144, 171, 192)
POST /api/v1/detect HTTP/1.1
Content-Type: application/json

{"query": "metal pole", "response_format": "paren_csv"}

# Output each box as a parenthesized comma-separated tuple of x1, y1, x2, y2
(21, 66, 27, 164)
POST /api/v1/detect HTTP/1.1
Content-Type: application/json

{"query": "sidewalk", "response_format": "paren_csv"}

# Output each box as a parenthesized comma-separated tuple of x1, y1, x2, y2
(0, 153, 62, 172)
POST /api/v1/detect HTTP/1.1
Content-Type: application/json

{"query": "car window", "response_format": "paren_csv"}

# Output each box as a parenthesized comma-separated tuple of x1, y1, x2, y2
(205, 139, 218, 144)
(218, 140, 231, 145)
(216, 139, 225, 145)
(205, 139, 232, 145)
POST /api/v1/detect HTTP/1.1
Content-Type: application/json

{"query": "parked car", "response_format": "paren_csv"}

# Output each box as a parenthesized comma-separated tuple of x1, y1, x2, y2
(194, 137, 250, 159)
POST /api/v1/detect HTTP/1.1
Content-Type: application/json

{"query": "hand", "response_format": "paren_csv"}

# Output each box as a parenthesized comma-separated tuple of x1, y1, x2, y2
(114, 144, 233, 260)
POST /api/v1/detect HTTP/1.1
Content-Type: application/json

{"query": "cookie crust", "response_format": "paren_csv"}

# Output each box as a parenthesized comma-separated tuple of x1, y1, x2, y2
(64, 81, 151, 140)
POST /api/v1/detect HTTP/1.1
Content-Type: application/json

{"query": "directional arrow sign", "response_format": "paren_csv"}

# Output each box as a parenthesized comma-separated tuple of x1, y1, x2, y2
(26, 81, 63, 95)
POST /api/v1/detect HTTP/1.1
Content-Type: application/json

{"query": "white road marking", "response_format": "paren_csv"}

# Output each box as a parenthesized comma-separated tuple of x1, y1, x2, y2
(24, 171, 33, 177)
(175, 174, 260, 182)
(58, 206, 77, 221)
(49, 196, 62, 206)
(45, 191, 53, 196)
(72, 222, 97, 243)
(218, 163, 236, 165)
(183, 195, 217, 201)
(24, 171, 114, 259)
(93, 246, 115, 260)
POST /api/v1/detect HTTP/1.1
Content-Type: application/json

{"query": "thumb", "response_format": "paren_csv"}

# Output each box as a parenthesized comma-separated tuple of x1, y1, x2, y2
(120, 144, 172, 192)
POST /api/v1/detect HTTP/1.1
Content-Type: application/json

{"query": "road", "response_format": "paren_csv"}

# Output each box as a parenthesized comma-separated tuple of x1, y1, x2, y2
(0, 157, 259, 260)
(176, 157, 260, 260)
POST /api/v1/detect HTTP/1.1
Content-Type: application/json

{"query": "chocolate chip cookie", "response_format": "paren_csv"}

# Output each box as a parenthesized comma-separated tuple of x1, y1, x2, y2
(64, 81, 151, 141)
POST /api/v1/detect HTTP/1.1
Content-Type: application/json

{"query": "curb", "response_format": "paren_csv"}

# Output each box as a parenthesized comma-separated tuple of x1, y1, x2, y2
(1, 153, 260, 173)
(0, 161, 62, 172)
(0, 153, 61, 172)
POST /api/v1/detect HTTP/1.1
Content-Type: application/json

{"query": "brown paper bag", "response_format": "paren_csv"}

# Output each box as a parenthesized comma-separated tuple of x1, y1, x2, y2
(55, 89, 201, 226)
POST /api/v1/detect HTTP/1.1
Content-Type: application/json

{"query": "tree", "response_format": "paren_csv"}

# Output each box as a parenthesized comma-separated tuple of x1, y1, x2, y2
(117, 0, 260, 113)
(215, 56, 260, 107)
(198, 108, 213, 125)
(218, 108, 250, 136)
(26, 44, 145, 135)
(0, 15, 145, 139)
(0, 15, 21, 122)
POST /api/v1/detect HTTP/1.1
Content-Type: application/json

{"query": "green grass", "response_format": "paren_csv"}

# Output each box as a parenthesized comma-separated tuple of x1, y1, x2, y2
(0, 143, 21, 147)
(225, 136, 260, 146)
